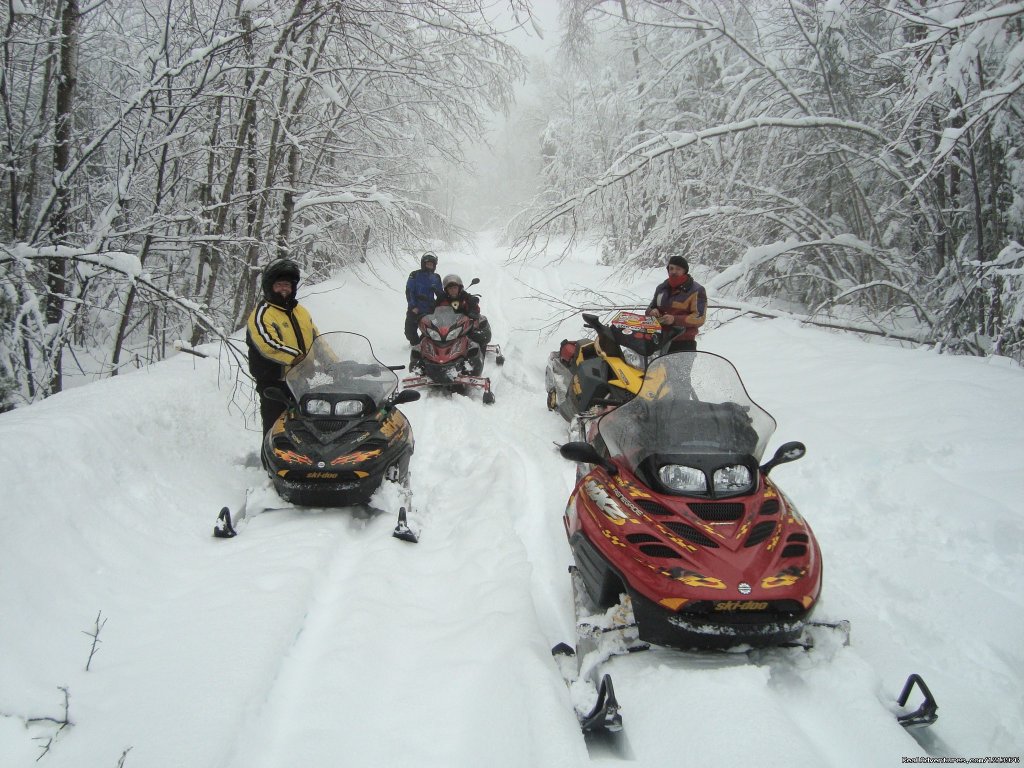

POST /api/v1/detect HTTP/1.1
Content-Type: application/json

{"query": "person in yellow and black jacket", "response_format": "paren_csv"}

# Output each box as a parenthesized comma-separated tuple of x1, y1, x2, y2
(246, 259, 319, 435)
(645, 255, 707, 351)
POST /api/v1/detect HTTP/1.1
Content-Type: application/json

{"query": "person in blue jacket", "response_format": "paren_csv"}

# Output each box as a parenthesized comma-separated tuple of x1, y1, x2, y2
(404, 252, 444, 344)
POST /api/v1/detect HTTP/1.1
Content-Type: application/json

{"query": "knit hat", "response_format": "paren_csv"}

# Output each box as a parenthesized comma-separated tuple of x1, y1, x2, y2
(667, 255, 688, 271)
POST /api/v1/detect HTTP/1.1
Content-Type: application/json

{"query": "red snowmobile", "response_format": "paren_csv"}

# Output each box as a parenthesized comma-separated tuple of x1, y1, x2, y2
(402, 279, 504, 404)
(553, 352, 939, 737)
(558, 350, 823, 651)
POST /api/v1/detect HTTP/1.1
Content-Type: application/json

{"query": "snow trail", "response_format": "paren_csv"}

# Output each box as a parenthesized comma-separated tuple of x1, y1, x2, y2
(1, 233, 1021, 766)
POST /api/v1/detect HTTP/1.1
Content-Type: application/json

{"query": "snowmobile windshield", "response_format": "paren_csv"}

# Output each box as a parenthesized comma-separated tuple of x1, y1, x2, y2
(597, 352, 777, 470)
(285, 332, 397, 407)
(426, 306, 465, 326)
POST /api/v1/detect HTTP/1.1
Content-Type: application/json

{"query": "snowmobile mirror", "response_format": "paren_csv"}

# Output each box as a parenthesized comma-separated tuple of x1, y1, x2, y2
(469, 277, 480, 287)
(391, 389, 421, 406)
(559, 441, 618, 475)
(263, 385, 289, 403)
(760, 440, 806, 476)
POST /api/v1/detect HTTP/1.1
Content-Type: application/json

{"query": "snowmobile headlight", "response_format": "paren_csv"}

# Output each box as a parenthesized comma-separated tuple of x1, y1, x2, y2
(426, 328, 443, 341)
(621, 347, 644, 370)
(333, 400, 364, 417)
(658, 464, 707, 493)
(446, 325, 464, 340)
(713, 464, 753, 493)
(305, 398, 332, 416)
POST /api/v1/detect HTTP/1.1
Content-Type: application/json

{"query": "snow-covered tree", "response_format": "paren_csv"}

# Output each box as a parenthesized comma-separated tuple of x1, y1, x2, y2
(519, 0, 1023, 360)
(0, 0, 525, 405)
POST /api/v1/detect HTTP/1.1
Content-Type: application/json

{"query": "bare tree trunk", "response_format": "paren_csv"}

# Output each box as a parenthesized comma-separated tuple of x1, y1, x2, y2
(276, 142, 300, 258)
(232, 7, 272, 330)
(111, 139, 171, 375)
(190, 0, 310, 347)
(45, 0, 80, 394)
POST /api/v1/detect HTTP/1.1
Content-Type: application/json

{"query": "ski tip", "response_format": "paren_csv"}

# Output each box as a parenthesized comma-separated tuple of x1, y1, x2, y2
(213, 507, 238, 539)
(896, 673, 939, 728)
(580, 674, 622, 734)
(392, 507, 419, 543)
(551, 641, 577, 657)
(392, 527, 419, 543)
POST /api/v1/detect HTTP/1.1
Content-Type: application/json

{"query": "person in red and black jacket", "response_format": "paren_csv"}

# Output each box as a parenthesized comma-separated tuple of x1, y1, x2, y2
(246, 259, 319, 436)
(645, 255, 707, 351)
(438, 274, 492, 347)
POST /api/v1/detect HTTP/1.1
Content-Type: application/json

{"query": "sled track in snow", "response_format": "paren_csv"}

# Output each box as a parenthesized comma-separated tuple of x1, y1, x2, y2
(217, 512, 393, 768)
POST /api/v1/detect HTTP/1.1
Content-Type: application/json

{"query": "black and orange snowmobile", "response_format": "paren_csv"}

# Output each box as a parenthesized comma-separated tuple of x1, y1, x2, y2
(215, 331, 420, 541)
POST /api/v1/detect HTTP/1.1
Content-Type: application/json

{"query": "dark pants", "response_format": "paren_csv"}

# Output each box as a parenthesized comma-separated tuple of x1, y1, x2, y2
(669, 339, 697, 353)
(471, 317, 492, 348)
(405, 310, 422, 344)
(257, 383, 287, 435)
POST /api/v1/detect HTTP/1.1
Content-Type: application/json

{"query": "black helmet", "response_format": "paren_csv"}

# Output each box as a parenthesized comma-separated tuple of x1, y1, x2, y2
(262, 258, 300, 304)
(421, 252, 438, 268)
(442, 274, 463, 290)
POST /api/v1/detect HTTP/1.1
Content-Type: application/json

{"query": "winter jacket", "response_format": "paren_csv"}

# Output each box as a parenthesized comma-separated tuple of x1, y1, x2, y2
(246, 298, 318, 386)
(406, 269, 444, 315)
(437, 290, 480, 318)
(646, 275, 707, 342)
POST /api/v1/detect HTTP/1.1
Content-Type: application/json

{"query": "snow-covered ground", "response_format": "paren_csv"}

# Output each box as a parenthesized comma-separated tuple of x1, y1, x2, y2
(1, 233, 1022, 767)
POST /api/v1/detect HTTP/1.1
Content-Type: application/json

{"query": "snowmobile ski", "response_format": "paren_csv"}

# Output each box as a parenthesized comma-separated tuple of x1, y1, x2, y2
(392, 507, 418, 543)
(486, 342, 505, 365)
(551, 643, 622, 733)
(212, 485, 295, 538)
(550, 567, 648, 736)
(386, 466, 419, 543)
(214, 506, 237, 538)
(896, 673, 939, 729)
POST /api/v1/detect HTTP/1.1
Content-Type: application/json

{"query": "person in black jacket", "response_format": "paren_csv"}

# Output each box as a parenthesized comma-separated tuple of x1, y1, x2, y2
(438, 274, 491, 347)
(246, 259, 319, 435)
